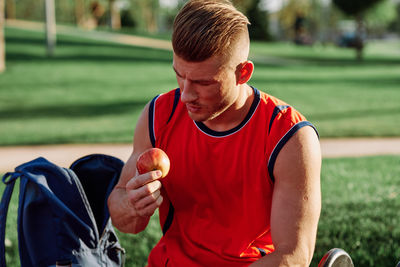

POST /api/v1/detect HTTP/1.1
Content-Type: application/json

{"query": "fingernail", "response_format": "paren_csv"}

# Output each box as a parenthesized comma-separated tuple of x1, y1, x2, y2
(156, 170, 162, 177)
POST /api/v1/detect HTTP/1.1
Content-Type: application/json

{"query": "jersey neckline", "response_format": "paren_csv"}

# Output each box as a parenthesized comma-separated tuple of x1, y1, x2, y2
(194, 86, 260, 137)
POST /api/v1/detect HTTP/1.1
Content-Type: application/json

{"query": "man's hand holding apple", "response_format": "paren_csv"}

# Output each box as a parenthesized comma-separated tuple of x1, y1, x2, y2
(125, 148, 170, 217)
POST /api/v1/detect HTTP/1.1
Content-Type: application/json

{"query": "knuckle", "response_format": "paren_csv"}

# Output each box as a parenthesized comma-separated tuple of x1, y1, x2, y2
(138, 208, 154, 217)
(149, 171, 161, 180)
(152, 189, 161, 200)
(150, 180, 162, 192)
(126, 190, 142, 207)
(156, 195, 164, 206)
(134, 202, 144, 210)
(146, 181, 161, 194)
(126, 176, 140, 190)
(143, 184, 153, 195)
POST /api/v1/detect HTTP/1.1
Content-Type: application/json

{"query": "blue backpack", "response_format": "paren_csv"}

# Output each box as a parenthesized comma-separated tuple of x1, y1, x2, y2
(0, 154, 125, 266)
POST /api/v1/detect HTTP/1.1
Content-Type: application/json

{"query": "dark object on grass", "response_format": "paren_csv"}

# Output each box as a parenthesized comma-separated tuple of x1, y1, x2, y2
(318, 248, 354, 267)
(0, 154, 125, 267)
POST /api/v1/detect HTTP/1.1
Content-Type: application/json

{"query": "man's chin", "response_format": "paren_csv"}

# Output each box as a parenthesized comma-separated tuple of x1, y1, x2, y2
(187, 111, 208, 122)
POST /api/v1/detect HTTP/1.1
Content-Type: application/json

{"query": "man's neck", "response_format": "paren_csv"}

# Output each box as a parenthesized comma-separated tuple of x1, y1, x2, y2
(203, 84, 254, 132)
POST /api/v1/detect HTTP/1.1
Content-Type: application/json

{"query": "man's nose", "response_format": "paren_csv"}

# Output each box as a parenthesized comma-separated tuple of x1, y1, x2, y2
(180, 80, 197, 103)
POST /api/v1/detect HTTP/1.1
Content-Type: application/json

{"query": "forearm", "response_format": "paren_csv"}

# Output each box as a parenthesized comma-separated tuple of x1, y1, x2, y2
(249, 244, 313, 267)
(108, 187, 150, 234)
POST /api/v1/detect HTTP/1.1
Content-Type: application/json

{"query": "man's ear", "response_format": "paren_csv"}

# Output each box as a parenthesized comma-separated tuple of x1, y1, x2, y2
(236, 61, 254, 85)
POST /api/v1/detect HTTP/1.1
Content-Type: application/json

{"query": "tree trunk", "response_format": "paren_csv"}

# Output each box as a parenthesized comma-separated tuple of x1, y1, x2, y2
(0, 0, 5, 72)
(355, 14, 364, 61)
(108, 0, 121, 30)
(140, 0, 158, 33)
(45, 0, 56, 57)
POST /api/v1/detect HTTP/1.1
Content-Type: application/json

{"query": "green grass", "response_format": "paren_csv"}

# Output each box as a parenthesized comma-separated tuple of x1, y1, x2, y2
(311, 156, 400, 266)
(1, 27, 400, 145)
(249, 41, 400, 138)
(2, 156, 400, 266)
(1, 27, 175, 145)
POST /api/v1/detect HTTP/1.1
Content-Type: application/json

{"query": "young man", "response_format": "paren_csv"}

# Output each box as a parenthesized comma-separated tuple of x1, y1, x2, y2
(107, 0, 321, 266)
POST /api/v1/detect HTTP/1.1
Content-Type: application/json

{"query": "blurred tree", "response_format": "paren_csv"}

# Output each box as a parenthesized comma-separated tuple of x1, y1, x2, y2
(17, 0, 44, 22)
(89, 1, 106, 28)
(279, 0, 310, 35)
(332, 0, 384, 60)
(57, 0, 75, 24)
(389, 2, 400, 34)
(231, 0, 253, 12)
(5, 0, 15, 19)
(364, 0, 397, 37)
(120, 8, 136, 28)
(247, 0, 271, 41)
(75, 0, 86, 27)
(0, 0, 4, 72)
(129, 0, 159, 33)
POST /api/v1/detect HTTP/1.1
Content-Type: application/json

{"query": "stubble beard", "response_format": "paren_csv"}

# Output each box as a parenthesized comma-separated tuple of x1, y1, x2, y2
(189, 98, 232, 123)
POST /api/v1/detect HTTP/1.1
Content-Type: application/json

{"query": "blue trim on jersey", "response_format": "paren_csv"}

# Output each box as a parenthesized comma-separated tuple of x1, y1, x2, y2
(162, 203, 175, 235)
(257, 247, 267, 257)
(148, 95, 159, 147)
(268, 105, 290, 134)
(167, 89, 181, 124)
(194, 87, 260, 137)
(267, 121, 318, 183)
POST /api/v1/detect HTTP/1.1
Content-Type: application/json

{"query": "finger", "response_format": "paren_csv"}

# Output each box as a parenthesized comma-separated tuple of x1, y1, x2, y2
(126, 180, 162, 205)
(137, 195, 164, 217)
(126, 170, 162, 190)
(134, 189, 161, 210)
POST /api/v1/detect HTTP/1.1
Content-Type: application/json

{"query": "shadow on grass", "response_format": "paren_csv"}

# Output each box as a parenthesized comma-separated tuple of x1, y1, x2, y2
(6, 52, 172, 63)
(253, 76, 400, 86)
(285, 55, 400, 66)
(5, 35, 173, 63)
(0, 100, 148, 120)
(5, 35, 164, 49)
(251, 53, 400, 68)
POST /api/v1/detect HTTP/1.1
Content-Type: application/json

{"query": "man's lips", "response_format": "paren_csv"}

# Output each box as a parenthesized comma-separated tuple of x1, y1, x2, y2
(186, 103, 201, 113)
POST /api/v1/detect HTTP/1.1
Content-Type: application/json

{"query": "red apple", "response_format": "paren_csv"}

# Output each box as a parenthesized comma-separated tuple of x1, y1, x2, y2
(136, 148, 170, 178)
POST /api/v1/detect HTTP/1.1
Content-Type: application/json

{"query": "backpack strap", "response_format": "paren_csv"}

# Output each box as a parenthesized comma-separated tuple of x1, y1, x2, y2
(0, 172, 21, 267)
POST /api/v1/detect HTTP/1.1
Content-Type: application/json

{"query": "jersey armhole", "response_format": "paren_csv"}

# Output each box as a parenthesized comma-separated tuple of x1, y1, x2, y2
(148, 89, 181, 148)
(267, 121, 318, 183)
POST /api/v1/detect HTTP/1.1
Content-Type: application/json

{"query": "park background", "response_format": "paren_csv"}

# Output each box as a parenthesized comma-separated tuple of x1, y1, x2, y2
(0, 0, 400, 266)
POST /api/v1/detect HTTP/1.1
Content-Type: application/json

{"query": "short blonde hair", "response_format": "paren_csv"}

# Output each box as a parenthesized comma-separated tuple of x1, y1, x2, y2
(172, 0, 250, 62)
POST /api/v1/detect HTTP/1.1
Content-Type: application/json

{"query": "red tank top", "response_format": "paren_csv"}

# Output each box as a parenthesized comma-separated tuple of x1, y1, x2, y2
(146, 87, 315, 266)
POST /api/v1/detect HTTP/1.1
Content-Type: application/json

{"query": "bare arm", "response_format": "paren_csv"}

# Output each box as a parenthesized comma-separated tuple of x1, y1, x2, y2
(250, 126, 321, 266)
(107, 103, 164, 234)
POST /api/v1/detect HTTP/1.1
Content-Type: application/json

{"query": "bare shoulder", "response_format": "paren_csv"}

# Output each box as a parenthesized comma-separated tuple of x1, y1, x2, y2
(133, 102, 153, 153)
(274, 125, 321, 184)
(115, 103, 153, 187)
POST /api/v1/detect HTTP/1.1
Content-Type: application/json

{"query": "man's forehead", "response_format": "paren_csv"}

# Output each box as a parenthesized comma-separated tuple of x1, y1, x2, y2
(173, 54, 224, 73)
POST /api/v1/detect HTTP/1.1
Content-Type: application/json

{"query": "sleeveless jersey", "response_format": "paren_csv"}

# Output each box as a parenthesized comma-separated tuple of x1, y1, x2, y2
(146, 87, 316, 266)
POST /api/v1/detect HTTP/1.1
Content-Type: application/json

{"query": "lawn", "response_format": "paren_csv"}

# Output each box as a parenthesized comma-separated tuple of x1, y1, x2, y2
(2, 156, 400, 266)
(1, 27, 400, 145)
(1, 26, 399, 265)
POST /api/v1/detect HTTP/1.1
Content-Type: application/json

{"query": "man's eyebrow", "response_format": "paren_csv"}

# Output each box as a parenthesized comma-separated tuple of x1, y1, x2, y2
(172, 66, 182, 77)
(172, 65, 217, 84)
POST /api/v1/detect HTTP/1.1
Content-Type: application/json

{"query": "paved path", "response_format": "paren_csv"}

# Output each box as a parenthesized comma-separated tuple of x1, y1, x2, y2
(1, 138, 400, 172)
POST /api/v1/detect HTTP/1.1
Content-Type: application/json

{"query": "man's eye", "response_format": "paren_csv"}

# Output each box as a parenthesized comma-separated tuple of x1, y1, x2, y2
(198, 81, 213, 86)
